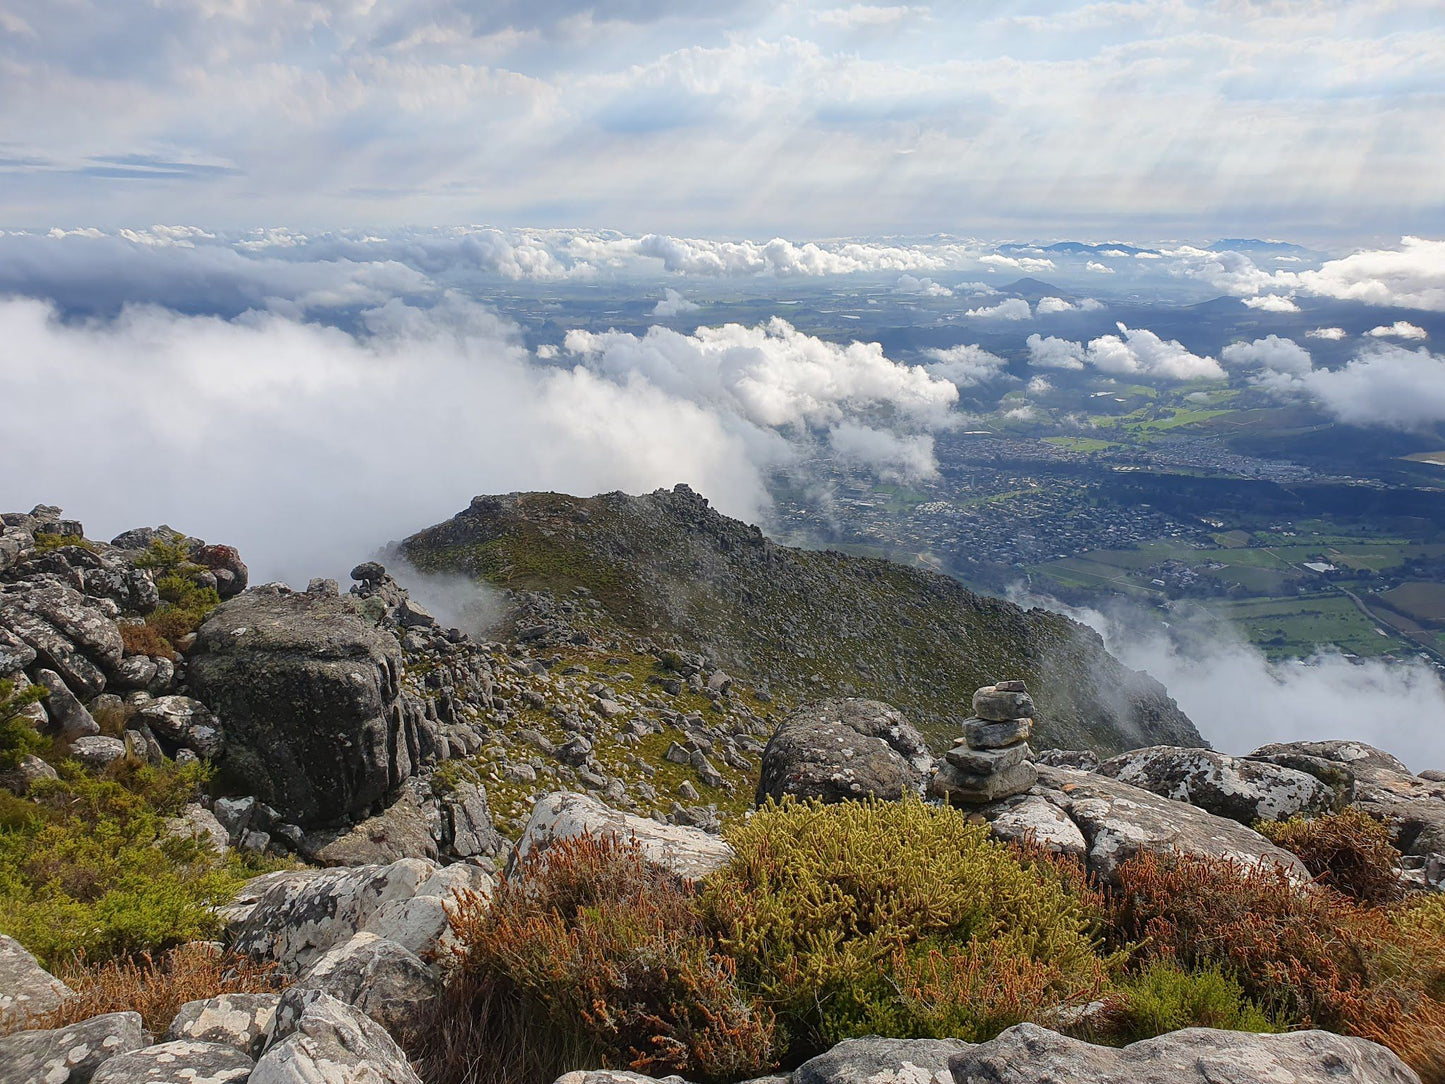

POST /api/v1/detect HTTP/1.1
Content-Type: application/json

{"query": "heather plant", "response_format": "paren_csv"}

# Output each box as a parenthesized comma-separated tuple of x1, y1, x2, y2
(700, 797, 1110, 1059)
(1101, 963, 1279, 1043)
(0, 677, 47, 772)
(1258, 807, 1403, 904)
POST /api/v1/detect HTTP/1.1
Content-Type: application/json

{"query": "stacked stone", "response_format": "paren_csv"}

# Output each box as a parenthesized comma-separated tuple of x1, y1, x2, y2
(929, 680, 1039, 806)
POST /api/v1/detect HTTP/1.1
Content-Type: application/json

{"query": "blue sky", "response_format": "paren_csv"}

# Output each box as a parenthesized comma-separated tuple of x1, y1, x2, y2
(2, 0, 1442, 241)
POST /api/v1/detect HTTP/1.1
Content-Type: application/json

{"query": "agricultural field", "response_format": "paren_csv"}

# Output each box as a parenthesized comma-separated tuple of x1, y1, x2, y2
(1202, 595, 1406, 659)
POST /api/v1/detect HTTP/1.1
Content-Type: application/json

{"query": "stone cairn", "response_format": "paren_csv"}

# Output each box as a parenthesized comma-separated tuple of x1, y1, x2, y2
(929, 680, 1039, 806)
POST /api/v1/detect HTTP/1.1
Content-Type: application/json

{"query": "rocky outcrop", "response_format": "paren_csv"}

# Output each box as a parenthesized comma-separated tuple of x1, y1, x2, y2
(1097, 745, 1337, 825)
(514, 791, 733, 881)
(757, 699, 932, 804)
(89, 1040, 254, 1084)
(291, 932, 441, 1038)
(299, 776, 504, 866)
(0, 933, 72, 1028)
(795, 1036, 970, 1084)
(0, 579, 123, 700)
(188, 584, 433, 826)
(945, 1021, 1418, 1083)
(0, 1011, 148, 1084)
(166, 993, 280, 1058)
(250, 989, 422, 1084)
(982, 764, 1308, 882)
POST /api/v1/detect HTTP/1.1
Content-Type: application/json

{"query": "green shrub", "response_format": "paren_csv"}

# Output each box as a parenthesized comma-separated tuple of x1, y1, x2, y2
(1102, 963, 1279, 1043)
(0, 760, 267, 968)
(1258, 808, 1403, 904)
(34, 533, 93, 553)
(700, 797, 1109, 1059)
(0, 678, 47, 773)
(421, 833, 774, 1084)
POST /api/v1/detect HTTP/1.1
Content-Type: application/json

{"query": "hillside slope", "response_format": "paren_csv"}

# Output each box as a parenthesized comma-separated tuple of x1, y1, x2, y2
(401, 485, 1202, 754)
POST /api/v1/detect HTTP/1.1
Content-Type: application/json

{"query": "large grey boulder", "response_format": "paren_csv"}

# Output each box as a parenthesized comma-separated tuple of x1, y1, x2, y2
(135, 696, 224, 760)
(0, 933, 72, 1028)
(167, 992, 280, 1058)
(250, 990, 421, 1084)
(90, 1040, 254, 1084)
(292, 932, 441, 1038)
(1099, 746, 1337, 825)
(981, 766, 1308, 882)
(514, 791, 732, 881)
(946, 1021, 1418, 1083)
(757, 699, 933, 804)
(231, 858, 436, 974)
(34, 669, 98, 739)
(797, 1036, 969, 1084)
(187, 584, 434, 825)
(0, 1011, 148, 1084)
(0, 580, 124, 699)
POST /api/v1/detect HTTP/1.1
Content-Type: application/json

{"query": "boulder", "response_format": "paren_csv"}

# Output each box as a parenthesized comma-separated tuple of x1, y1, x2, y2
(1099, 746, 1337, 825)
(0, 1011, 148, 1084)
(797, 1036, 969, 1084)
(981, 765, 1308, 882)
(930, 760, 1038, 806)
(33, 669, 98, 739)
(361, 895, 453, 958)
(0, 933, 72, 1028)
(985, 794, 1087, 860)
(972, 686, 1035, 723)
(135, 696, 224, 760)
(757, 698, 933, 804)
(0, 580, 124, 699)
(945, 1021, 1418, 1083)
(164, 804, 231, 856)
(0, 754, 58, 797)
(514, 791, 732, 881)
(166, 992, 280, 1057)
(187, 586, 433, 825)
(250, 990, 421, 1084)
(68, 735, 126, 770)
(90, 1040, 254, 1084)
(292, 932, 441, 1038)
(231, 858, 436, 974)
(192, 545, 249, 599)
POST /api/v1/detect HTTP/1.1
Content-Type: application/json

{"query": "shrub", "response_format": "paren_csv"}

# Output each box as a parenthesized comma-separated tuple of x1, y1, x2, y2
(1259, 808, 1403, 904)
(418, 833, 774, 1084)
(134, 536, 220, 651)
(33, 533, 92, 553)
(119, 622, 174, 660)
(0, 678, 47, 772)
(0, 760, 266, 968)
(1101, 963, 1279, 1044)
(700, 797, 1109, 1059)
(19, 943, 277, 1036)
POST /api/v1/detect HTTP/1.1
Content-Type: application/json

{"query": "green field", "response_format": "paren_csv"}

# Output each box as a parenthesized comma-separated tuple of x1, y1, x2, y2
(1380, 582, 1445, 624)
(1205, 595, 1405, 659)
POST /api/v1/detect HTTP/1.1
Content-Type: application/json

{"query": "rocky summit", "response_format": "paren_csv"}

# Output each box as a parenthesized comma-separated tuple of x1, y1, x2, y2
(2, 492, 1444, 1084)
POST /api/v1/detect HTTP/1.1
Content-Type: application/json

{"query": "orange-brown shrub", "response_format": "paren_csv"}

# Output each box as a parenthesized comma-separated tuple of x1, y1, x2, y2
(24, 943, 277, 1036)
(414, 833, 774, 1084)
(119, 622, 175, 660)
(1259, 808, 1404, 904)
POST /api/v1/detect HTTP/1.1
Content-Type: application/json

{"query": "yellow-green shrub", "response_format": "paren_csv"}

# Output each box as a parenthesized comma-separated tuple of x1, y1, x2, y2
(1101, 963, 1279, 1043)
(700, 797, 1109, 1058)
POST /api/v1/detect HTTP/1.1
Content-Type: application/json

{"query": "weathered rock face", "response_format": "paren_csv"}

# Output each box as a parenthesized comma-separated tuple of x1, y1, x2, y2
(1098, 746, 1338, 826)
(0, 579, 124, 699)
(166, 993, 280, 1058)
(796, 1036, 968, 1084)
(0, 1011, 148, 1084)
(188, 585, 433, 826)
(946, 1021, 1419, 1084)
(89, 1040, 254, 1084)
(299, 777, 504, 867)
(0, 933, 72, 1028)
(514, 791, 733, 881)
(757, 699, 933, 804)
(981, 765, 1308, 882)
(292, 932, 441, 1038)
(250, 989, 422, 1084)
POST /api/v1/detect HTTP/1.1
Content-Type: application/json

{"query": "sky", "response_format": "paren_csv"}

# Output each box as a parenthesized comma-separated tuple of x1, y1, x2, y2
(2, 0, 1443, 241)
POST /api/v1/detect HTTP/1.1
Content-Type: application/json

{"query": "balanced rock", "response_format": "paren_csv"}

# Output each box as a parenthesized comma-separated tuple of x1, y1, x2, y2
(932, 682, 1038, 807)
(972, 684, 1035, 722)
(962, 717, 1032, 749)
(931, 759, 1039, 805)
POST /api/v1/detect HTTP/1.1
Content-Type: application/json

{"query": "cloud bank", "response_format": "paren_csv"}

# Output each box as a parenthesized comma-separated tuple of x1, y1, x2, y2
(1026, 323, 1224, 381)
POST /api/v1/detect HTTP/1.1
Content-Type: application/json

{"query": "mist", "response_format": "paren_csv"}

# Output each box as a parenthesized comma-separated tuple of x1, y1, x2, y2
(1010, 587, 1445, 773)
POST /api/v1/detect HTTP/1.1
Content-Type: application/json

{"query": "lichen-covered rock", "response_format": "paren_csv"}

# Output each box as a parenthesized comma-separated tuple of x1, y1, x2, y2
(1099, 746, 1337, 825)
(293, 932, 441, 1038)
(250, 990, 421, 1084)
(946, 1021, 1418, 1083)
(796, 1035, 968, 1084)
(90, 1040, 254, 1084)
(188, 585, 434, 825)
(136, 696, 224, 760)
(929, 759, 1038, 806)
(167, 992, 280, 1057)
(0, 933, 72, 1028)
(985, 794, 1087, 859)
(983, 765, 1307, 882)
(34, 668, 99, 739)
(757, 698, 933, 804)
(514, 791, 732, 881)
(0, 580, 124, 699)
(68, 735, 126, 770)
(0, 1011, 148, 1084)
(231, 858, 436, 974)
(164, 804, 231, 856)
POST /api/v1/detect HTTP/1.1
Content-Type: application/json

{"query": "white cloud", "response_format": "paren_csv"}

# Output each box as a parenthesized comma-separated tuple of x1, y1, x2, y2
(923, 343, 1009, 387)
(1026, 375, 1054, 394)
(1027, 324, 1223, 380)
(894, 274, 952, 297)
(1026, 333, 1087, 370)
(980, 254, 1057, 274)
(1221, 334, 1313, 375)
(1307, 326, 1348, 340)
(1085, 261, 1115, 274)
(813, 4, 926, 29)
(1036, 295, 1103, 314)
(1295, 237, 1445, 312)
(1242, 294, 1300, 312)
(965, 297, 1032, 320)
(653, 287, 699, 317)
(827, 422, 937, 482)
(1264, 345, 1445, 430)
(1366, 320, 1428, 340)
